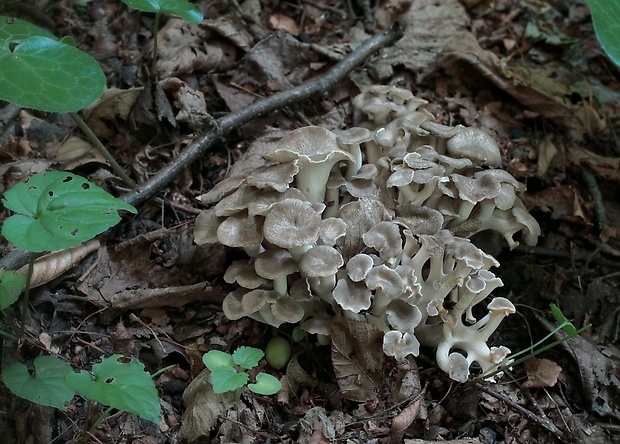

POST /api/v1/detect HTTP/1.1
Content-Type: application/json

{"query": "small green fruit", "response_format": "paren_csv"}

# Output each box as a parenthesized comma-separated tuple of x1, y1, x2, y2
(265, 336, 291, 370)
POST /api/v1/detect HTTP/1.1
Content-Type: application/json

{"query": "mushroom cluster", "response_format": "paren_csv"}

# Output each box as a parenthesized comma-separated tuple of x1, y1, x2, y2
(194, 85, 540, 382)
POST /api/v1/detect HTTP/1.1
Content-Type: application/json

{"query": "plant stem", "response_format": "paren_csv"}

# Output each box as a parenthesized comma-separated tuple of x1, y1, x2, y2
(88, 406, 114, 435)
(151, 364, 176, 379)
(69, 112, 137, 189)
(18, 254, 35, 339)
(0, 327, 17, 341)
(151, 11, 162, 80)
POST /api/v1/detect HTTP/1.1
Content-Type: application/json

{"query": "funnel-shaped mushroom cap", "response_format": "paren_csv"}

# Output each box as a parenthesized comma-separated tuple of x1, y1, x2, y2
(267, 127, 354, 203)
(263, 198, 321, 250)
(383, 331, 420, 361)
(447, 127, 502, 167)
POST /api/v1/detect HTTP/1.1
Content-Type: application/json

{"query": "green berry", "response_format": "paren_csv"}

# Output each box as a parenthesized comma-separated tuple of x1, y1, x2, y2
(265, 336, 291, 370)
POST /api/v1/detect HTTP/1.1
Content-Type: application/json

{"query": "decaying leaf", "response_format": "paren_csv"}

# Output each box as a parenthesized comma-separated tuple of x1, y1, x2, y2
(331, 313, 384, 402)
(18, 239, 101, 288)
(179, 369, 236, 441)
(523, 357, 562, 388)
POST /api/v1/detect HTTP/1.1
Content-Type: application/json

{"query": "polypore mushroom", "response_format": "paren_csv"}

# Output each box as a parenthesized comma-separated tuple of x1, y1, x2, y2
(334, 126, 373, 178)
(254, 249, 299, 295)
(216, 214, 264, 256)
(266, 127, 355, 204)
(332, 277, 373, 313)
(298, 245, 344, 298)
(362, 221, 403, 267)
(263, 198, 322, 260)
(383, 331, 420, 361)
(445, 127, 502, 167)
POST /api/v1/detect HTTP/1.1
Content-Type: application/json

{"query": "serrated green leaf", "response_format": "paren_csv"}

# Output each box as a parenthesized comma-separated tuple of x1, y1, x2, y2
(247, 372, 281, 395)
(202, 350, 235, 371)
(65, 354, 160, 423)
(0, 24, 105, 112)
(1, 172, 137, 252)
(587, 0, 620, 67)
(233, 346, 263, 370)
(122, 0, 203, 24)
(0, 270, 25, 309)
(1, 356, 74, 410)
(210, 366, 248, 393)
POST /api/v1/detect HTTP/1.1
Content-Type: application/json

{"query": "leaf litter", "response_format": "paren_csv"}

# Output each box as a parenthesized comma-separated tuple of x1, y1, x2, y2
(0, 0, 620, 442)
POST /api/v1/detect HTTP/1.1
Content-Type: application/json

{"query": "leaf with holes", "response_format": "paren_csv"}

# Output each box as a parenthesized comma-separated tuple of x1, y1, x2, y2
(1, 355, 74, 410)
(0, 16, 105, 112)
(121, 0, 203, 24)
(1, 172, 136, 252)
(65, 354, 160, 423)
(0, 270, 25, 309)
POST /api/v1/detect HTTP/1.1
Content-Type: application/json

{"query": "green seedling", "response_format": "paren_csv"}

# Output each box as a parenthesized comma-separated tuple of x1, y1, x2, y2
(587, 0, 620, 67)
(482, 304, 591, 380)
(0, 15, 135, 187)
(203, 347, 282, 395)
(120, 0, 203, 78)
(1, 354, 161, 424)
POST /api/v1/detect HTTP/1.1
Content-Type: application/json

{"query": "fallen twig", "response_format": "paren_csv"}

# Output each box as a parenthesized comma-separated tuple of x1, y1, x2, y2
(122, 24, 403, 207)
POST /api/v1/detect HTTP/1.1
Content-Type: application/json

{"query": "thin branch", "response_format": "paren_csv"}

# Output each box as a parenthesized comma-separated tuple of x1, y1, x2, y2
(122, 24, 403, 207)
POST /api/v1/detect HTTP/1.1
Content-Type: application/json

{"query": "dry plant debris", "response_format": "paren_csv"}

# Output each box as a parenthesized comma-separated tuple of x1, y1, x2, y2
(0, 0, 620, 443)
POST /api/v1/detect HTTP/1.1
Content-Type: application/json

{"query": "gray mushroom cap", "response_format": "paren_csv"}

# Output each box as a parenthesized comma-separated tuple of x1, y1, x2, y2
(216, 214, 264, 256)
(446, 127, 502, 167)
(333, 277, 373, 313)
(254, 249, 299, 295)
(383, 331, 420, 361)
(266, 127, 354, 203)
(263, 198, 321, 253)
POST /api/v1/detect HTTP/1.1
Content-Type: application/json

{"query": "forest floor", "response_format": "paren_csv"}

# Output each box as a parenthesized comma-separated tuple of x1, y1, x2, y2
(0, 0, 619, 443)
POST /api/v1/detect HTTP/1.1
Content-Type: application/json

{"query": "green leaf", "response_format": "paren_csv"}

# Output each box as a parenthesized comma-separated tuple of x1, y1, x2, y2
(65, 354, 160, 423)
(0, 270, 25, 309)
(292, 326, 306, 342)
(1, 356, 74, 410)
(550, 303, 577, 336)
(0, 16, 56, 42)
(2, 172, 137, 252)
(202, 350, 235, 371)
(0, 17, 106, 112)
(121, 0, 203, 24)
(587, 0, 620, 66)
(210, 366, 248, 393)
(247, 372, 281, 395)
(233, 346, 263, 370)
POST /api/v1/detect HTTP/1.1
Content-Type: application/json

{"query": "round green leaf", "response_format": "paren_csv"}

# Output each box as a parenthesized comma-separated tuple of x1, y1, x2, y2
(233, 346, 263, 370)
(122, 0, 204, 24)
(210, 366, 248, 393)
(65, 354, 160, 423)
(0, 34, 105, 112)
(1, 356, 74, 410)
(202, 350, 235, 371)
(1, 172, 137, 252)
(247, 372, 282, 396)
(0, 270, 25, 309)
(0, 16, 56, 43)
(588, 0, 620, 67)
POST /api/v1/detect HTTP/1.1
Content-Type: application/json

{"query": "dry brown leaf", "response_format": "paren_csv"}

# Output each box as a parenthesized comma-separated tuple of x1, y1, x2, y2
(18, 239, 101, 288)
(268, 14, 299, 35)
(179, 369, 236, 441)
(46, 136, 108, 170)
(331, 313, 384, 402)
(524, 185, 589, 224)
(523, 357, 562, 388)
(83, 87, 142, 138)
